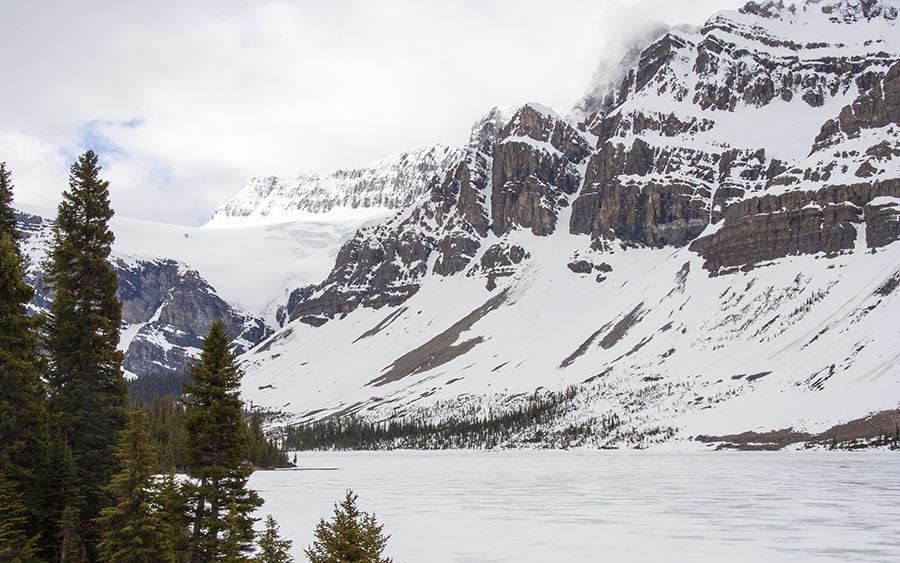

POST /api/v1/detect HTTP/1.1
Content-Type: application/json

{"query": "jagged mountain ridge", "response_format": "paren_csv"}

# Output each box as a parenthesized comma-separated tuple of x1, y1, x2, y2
(206, 144, 463, 227)
(240, 0, 900, 448)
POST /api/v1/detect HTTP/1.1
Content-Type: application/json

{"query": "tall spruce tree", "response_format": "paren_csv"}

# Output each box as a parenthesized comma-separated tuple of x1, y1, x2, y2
(0, 162, 18, 240)
(44, 150, 127, 557)
(0, 162, 50, 559)
(182, 320, 262, 563)
(97, 410, 175, 563)
(0, 235, 49, 560)
(0, 235, 42, 461)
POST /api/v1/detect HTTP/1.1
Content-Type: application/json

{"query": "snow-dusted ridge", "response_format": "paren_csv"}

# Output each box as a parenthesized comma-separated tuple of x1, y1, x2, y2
(206, 144, 463, 228)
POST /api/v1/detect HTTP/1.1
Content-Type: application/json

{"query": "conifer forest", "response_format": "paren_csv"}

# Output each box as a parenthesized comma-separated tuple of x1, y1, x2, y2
(0, 157, 389, 563)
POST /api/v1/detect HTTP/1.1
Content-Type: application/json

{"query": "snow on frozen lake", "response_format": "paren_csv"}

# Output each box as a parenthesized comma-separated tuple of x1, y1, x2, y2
(250, 450, 900, 563)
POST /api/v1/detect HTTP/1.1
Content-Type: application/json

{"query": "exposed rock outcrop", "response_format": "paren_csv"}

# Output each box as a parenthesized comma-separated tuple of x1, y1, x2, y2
(570, 0, 899, 248)
(289, 134, 498, 325)
(16, 210, 271, 377)
(690, 181, 900, 272)
(692, 61, 900, 271)
(280, 0, 900, 328)
(491, 104, 592, 236)
(116, 258, 271, 376)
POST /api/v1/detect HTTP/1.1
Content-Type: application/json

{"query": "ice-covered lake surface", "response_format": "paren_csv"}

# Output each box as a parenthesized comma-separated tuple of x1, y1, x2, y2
(249, 450, 900, 563)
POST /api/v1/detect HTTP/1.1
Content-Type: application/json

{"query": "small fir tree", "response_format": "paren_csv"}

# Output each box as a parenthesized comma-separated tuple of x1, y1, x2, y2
(219, 497, 254, 563)
(305, 491, 392, 563)
(256, 515, 293, 563)
(157, 472, 191, 563)
(182, 320, 262, 563)
(97, 410, 176, 563)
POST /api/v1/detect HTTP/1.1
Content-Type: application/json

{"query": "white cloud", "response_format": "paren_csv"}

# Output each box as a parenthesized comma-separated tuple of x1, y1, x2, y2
(0, 0, 738, 225)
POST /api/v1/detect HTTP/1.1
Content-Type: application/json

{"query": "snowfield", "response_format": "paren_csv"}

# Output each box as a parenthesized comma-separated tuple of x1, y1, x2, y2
(17, 202, 386, 323)
(251, 450, 900, 563)
(241, 220, 900, 446)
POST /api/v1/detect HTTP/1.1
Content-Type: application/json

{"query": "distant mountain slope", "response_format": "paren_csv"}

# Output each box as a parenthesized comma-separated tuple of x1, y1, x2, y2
(241, 0, 900, 449)
(17, 208, 270, 378)
(206, 144, 463, 227)
(17, 140, 465, 377)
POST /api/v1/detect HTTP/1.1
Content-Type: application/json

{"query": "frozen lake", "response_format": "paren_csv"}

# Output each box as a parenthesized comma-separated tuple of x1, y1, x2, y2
(250, 451, 900, 563)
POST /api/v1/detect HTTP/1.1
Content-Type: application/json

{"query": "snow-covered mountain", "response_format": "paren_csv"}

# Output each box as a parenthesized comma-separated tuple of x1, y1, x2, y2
(206, 144, 463, 227)
(239, 0, 900, 449)
(17, 140, 462, 377)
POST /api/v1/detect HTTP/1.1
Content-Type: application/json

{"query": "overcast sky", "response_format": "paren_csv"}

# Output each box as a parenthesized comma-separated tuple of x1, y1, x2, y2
(2, 0, 737, 226)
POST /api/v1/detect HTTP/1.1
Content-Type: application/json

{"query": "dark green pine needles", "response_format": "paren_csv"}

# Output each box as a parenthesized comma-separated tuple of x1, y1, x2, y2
(44, 150, 128, 557)
(0, 162, 20, 241)
(97, 410, 176, 563)
(183, 320, 262, 563)
(0, 161, 52, 561)
(256, 515, 293, 563)
(305, 491, 392, 563)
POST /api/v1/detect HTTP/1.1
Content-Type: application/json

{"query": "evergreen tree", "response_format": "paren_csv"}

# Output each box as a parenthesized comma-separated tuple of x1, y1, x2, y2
(44, 150, 127, 555)
(0, 162, 18, 241)
(182, 320, 262, 563)
(33, 437, 80, 562)
(0, 235, 46, 477)
(97, 410, 175, 563)
(0, 472, 42, 563)
(245, 410, 289, 469)
(256, 515, 293, 563)
(57, 506, 87, 563)
(305, 491, 392, 563)
(0, 167, 50, 558)
(156, 473, 191, 563)
(219, 497, 254, 563)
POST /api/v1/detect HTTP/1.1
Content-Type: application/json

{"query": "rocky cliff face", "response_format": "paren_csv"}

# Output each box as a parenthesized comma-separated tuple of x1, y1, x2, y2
(282, 0, 900, 326)
(491, 104, 593, 236)
(16, 210, 271, 377)
(570, 0, 899, 248)
(691, 60, 900, 271)
(115, 258, 271, 376)
(285, 103, 598, 325)
(286, 116, 499, 325)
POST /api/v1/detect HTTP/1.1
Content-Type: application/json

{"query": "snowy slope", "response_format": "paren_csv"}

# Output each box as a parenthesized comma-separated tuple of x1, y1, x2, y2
(18, 203, 369, 321)
(242, 208, 900, 445)
(240, 0, 900, 448)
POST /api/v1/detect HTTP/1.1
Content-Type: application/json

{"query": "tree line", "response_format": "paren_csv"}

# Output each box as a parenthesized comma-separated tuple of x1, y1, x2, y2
(283, 387, 622, 450)
(136, 385, 291, 472)
(0, 156, 391, 563)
